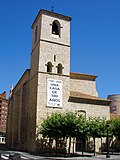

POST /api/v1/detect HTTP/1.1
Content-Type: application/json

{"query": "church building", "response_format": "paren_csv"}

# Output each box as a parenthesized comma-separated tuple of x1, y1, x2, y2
(6, 10, 110, 152)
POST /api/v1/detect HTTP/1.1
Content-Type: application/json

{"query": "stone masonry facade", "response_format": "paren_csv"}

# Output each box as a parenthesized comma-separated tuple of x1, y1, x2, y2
(6, 10, 111, 152)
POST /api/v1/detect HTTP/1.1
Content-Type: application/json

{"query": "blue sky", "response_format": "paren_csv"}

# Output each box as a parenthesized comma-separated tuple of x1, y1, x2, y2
(0, 0, 120, 98)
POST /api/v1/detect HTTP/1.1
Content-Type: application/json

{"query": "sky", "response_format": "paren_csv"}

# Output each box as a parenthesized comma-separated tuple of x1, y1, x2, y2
(0, 0, 120, 99)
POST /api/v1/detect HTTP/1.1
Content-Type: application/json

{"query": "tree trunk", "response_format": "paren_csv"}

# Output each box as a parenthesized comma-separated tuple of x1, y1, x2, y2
(111, 136, 113, 154)
(81, 137, 84, 156)
(68, 136, 71, 155)
(101, 137, 102, 153)
(93, 137, 96, 156)
(73, 137, 75, 154)
(55, 138, 58, 155)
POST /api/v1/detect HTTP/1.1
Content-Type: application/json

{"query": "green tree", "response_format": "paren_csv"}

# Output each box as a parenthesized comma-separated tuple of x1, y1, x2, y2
(39, 112, 112, 155)
(110, 118, 120, 138)
(40, 112, 64, 150)
(75, 115, 89, 156)
(40, 112, 78, 154)
(88, 117, 107, 156)
(61, 112, 78, 154)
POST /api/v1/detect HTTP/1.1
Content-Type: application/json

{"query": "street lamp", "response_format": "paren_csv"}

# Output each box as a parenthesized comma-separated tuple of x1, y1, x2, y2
(106, 124, 110, 158)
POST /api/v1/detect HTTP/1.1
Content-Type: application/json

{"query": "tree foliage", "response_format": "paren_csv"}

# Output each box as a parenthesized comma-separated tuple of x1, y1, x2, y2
(40, 112, 64, 139)
(38, 112, 120, 155)
(109, 118, 120, 137)
(88, 117, 107, 138)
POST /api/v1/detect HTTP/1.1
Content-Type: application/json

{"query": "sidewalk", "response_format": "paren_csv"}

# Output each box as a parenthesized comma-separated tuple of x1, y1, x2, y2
(0, 144, 120, 159)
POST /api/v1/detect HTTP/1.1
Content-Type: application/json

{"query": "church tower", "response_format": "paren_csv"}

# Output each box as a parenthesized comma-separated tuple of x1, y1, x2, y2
(28, 10, 72, 151)
(7, 9, 111, 153)
(30, 10, 71, 77)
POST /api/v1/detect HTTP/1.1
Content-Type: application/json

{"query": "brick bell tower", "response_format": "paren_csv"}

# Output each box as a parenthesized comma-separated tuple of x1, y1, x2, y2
(28, 10, 72, 151)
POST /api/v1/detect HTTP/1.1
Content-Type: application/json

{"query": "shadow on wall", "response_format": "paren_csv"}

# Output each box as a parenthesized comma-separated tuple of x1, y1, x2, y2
(35, 137, 120, 155)
(36, 137, 67, 155)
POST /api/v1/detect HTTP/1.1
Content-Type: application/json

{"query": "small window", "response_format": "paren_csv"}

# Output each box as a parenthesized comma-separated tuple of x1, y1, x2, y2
(47, 62, 53, 73)
(34, 26, 38, 43)
(52, 20, 60, 37)
(57, 63, 63, 74)
(54, 55, 56, 62)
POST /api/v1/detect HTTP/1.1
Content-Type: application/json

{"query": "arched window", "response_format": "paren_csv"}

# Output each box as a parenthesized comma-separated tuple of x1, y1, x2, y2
(47, 62, 53, 73)
(57, 63, 63, 74)
(52, 20, 60, 37)
(76, 110, 86, 118)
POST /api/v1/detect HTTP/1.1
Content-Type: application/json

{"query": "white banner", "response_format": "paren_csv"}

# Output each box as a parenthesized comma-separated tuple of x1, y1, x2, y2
(47, 79, 62, 107)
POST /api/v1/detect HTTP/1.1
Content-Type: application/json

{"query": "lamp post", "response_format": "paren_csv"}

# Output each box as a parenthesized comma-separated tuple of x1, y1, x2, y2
(106, 124, 110, 158)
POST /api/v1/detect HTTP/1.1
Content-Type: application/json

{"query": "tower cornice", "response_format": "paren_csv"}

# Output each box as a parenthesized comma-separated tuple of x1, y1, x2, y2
(31, 9, 72, 29)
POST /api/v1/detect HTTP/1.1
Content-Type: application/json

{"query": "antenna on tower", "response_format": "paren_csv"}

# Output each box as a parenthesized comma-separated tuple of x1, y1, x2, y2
(51, 6, 54, 12)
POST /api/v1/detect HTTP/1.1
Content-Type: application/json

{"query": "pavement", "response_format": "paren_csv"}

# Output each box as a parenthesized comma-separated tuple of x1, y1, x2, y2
(0, 144, 120, 160)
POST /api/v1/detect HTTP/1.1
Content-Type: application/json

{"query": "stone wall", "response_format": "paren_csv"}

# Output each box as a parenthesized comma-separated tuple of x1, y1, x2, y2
(27, 74, 38, 152)
(69, 102, 110, 119)
(40, 14, 70, 46)
(70, 78, 98, 97)
(36, 73, 70, 125)
(6, 70, 30, 150)
(38, 38, 70, 76)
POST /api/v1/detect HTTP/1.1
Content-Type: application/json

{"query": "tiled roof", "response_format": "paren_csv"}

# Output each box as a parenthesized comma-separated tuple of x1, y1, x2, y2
(69, 91, 111, 106)
(70, 72, 97, 81)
